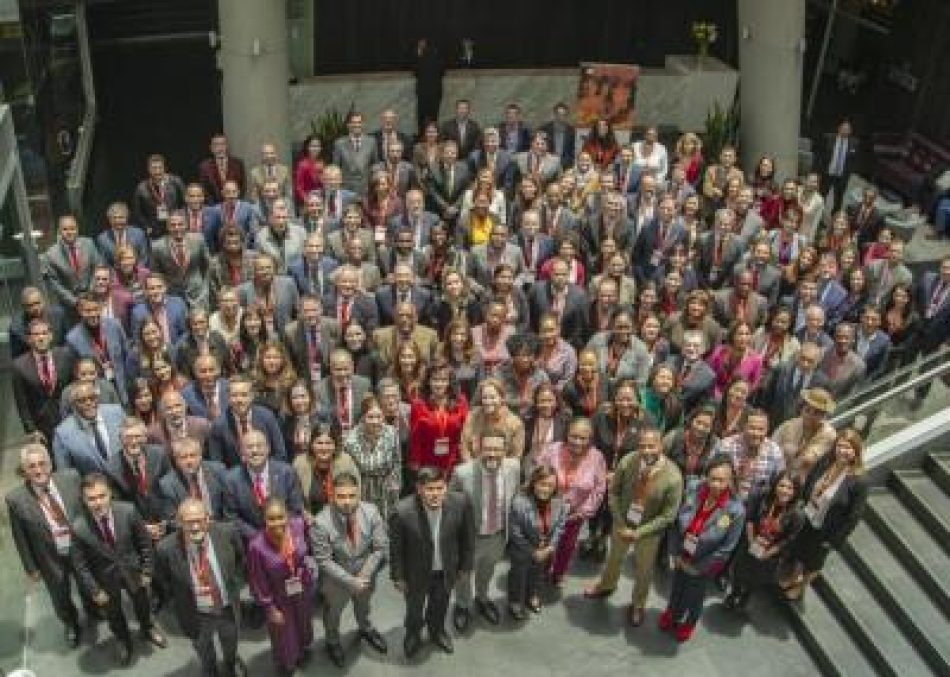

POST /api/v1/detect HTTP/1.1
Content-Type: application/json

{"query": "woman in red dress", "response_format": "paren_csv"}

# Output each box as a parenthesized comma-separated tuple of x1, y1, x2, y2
(409, 360, 469, 478)
(293, 135, 324, 207)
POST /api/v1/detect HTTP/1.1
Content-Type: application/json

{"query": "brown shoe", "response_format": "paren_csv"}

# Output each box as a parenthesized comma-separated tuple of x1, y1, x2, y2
(628, 606, 645, 627)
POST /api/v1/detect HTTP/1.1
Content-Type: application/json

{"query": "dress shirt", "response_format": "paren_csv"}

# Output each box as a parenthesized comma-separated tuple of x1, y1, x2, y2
(187, 537, 230, 606)
(719, 435, 785, 501)
(480, 469, 505, 536)
(427, 506, 443, 571)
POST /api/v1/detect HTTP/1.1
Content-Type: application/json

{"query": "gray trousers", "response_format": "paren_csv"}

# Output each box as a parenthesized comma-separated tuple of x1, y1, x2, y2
(454, 532, 506, 607)
(321, 577, 374, 644)
(192, 607, 239, 677)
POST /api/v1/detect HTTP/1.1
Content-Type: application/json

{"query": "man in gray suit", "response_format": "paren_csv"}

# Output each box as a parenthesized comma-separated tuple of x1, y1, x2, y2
(42, 214, 103, 322)
(310, 471, 389, 666)
(315, 349, 372, 432)
(150, 209, 211, 309)
(819, 323, 867, 399)
(248, 141, 292, 205)
(468, 222, 524, 289)
(371, 140, 418, 199)
(255, 198, 308, 274)
(332, 111, 378, 196)
(53, 383, 126, 476)
(238, 253, 300, 332)
(514, 132, 562, 189)
(450, 432, 521, 629)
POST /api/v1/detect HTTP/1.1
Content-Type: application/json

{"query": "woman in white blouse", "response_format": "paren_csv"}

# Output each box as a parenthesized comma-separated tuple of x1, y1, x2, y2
(632, 126, 669, 183)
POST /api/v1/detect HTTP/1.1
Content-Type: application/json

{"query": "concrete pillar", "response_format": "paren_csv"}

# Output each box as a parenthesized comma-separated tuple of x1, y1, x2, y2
(287, 0, 314, 79)
(737, 0, 806, 181)
(217, 0, 291, 165)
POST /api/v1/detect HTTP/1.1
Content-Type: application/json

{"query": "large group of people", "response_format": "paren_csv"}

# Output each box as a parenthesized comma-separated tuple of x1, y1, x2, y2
(5, 100, 950, 676)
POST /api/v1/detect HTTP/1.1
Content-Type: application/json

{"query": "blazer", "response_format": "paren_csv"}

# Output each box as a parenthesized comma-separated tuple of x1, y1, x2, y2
(205, 200, 261, 250)
(42, 238, 102, 310)
(386, 210, 438, 249)
(370, 159, 418, 196)
(12, 348, 75, 442)
(538, 121, 577, 168)
(323, 290, 379, 331)
(822, 133, 859, 178)
(147, 416, 212, 453)
(150, 234, 211, 308)
(737, 262, 782, 306)
(6, 469, 83, 584)
(760, 362, 833, 426)
(223, 461, 304, 540)
(467, 148, 514, 193)
(507, 494, 569, 560)
(96, 227, 151, 268)
(697, 231, 745, 289)
(332, 135, 379, 195)
(132, 175, 187, 239)
(513, 152, 562, 188)
(325, 227, 375, 262)
(468, 243, 525, 290)
(173, 330, 233, 379)
(181, 379, 231, 420)
(237, 276, 300, 330)
(65, 319, 131, 403)
(855, 330, 891, 379)
(331, 261, 382, 294)
(314, 375, 373, 423)
(248, 163, 292, 202)
(375, 284, 433, 327)
(819, 350, 867, 400)
(311, 501, 388, 591)
(867, 260, 913, 304)
(632, 218, 687, 281)
(103, 445, 170, 522)
(389, 491, 474, 591)
(669, 479, 745, 576)
(157, 460, 230, 523)
(608, 453, 683, 540)
(449, 458, 521, 539)
(198, 155, 247, 203)
(282, 318, 341, 387)
(155, 521, 245, 638)
(915, 271, 950, 351)
(293, 451, 362, 514)
(130, 295, 190, 346)
(255, 223, 309, 274)
(497, 122, 532, 154)
(527, 281, 590, 349)
(801, 452, 868, 546)
(425, 161, 472, 218)
(9, 306, 67, 360)
(373, 325, 439, 369)
(711, 289, 770, 329)
(288, 255, 339, 299)
(208, 405, 289, 467)
(371, 129, 412, 162)
(670, 356, 717, 414)
(52, 405, 126, 476)
(208, 251, 258, 305)
(439, 118, 483, 157)
(71, 500, 153, 597)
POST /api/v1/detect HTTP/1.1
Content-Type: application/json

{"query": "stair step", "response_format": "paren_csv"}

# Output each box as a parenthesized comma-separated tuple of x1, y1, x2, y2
(890, 469, 950, 555)
(865, 491, 950, 617)
(785, 585, 880, 677)
(926, 453, 950, 495)
(840, 522, 950, 675)
(815, 554, 935, 676)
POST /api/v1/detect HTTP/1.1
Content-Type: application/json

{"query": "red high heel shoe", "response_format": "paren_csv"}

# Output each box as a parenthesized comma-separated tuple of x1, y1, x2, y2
(658, 608, 674, 631)
(675, 622, 695, 643)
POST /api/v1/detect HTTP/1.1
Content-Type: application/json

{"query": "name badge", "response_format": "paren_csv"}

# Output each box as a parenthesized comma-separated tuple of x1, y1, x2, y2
(374, 227, 386, 244)
(682, 533, 699, 556)
(650, 250, 662, 267)
(310, 366, 322, 384)
(156, 205, 169, 222)
(103, 363, 115, 381)
(285, 576, 303, 597)
(749, 537, 768, 560)
(803, 498, 821, 523)
(53, 526, 72, 554)
(434, 438, 450, 456)
(195, 586, 215, 612)
(626, 502, 644, 526)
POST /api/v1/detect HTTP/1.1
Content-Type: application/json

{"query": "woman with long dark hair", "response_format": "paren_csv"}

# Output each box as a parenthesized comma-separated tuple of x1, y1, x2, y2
(341, 321, 383, 384)
(706, 320, 764, 398)
(233, 302, 268, 373)
(252, 340, 298, 416)
(292, 420, 361, 518)
(280, 379, 321, 459)
(581, 118, 620, 171)
(409, 360, 469, 476)
(523, 382, 571, 475)
(639, 363, 683, 434)
(293, 134, 324, 206)
(666, 404, 720, 484)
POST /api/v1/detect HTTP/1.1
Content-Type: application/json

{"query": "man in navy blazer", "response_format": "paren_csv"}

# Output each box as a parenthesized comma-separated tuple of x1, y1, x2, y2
(527, 259, 590, 349)
(467, 128, 515, 196)
(516, 210, 555, 286)
(66, 294, 131, 406)
(9, 286, 67, 359)
(387, 189, 438, 249)
(538, 102, 576, 169)
(916, 258, 950, 352)
(288, 231, 339, 299)
(204, 179, 262, 250)
(223, 430, 303, 541)
(209, 376, 288, 467)
(632, 196, 687, 285)
(376, 264, 432, 326)
(96, 201, 150, 267)
(13, 317, 75, 445)
(181, 353, 231, 420)
(855, 306, 891, 379)
(130, 274, 189, 346)
(497, 104, 532, 154)
(323, 265, 380, 331)
(103, 417, 169, 532)
(158, 437, 229, 524)
(53, 383, 126, 476)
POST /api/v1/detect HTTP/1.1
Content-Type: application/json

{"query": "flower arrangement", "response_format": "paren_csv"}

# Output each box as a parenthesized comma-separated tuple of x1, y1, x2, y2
(691, 21, 718, 58)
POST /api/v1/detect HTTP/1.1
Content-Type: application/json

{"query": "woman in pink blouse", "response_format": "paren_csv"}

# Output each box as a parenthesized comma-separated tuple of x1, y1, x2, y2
(706, 320, 764, 398)
(472, 298, 515, 377)
(536, 417, 607, 585)
(293, 135, 324, 206)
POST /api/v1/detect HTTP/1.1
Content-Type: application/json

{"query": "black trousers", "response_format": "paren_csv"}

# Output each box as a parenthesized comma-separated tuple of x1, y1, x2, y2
(192, 607, 239, 677)
(668, 568, 708, 627)
(103, 581, 153, 645)
(822, 173, 849, 214)
(507, 553, 544, 606)
(405, 571, 450, 636)
(44, 557, 97, 628)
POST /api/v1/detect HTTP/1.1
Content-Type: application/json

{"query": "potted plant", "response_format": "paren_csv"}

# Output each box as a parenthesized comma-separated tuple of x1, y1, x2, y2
(703, 90, 740, 161)
(309, 105, 352, 161)
(691, 21, 718, 62)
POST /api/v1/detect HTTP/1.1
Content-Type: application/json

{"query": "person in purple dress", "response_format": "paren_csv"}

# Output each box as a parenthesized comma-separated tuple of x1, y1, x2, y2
(248, 497, 317, 676)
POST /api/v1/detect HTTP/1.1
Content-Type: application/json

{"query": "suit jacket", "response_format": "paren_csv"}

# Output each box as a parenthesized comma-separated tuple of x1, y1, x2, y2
(323, 291, 380, 331)
(537, 203, 580, 242)
(387, 210, 438, 249)
(147, 416, 212, 453)
(52, 404, 126, 476)
(439, 118, 483, 157)
(326, 227, 375, 263)
(9, 307, 67, 360)
(389, 491, 474, 591)
(71, 501, 153, 596)
(669, 479, 745, 576)
(205, 200, 262, 250)
(370, 158, 418, 197)
(425, 161, 472, 218)
(527, 281, 590, 348)
(762, 362, 833, 426)
(377, 248, 430, 282)
(248, 163, 292, 203)
(373, 325, 439, 368)
(173, 331, 233, 379)
(209, 405, 289, 467)
(96, 227, 151, 268)
(513, 152, 562, 188)
(6, 469, 83, 584)
(104, 445, 170, 522)
(65, 319, 131, 405)
(697, 231, 745, 289)
(711, 289, 770, 328)
(288, 255, 339, 299)
(42, 238, 103, 310)
(608, 453, 683, 540)
(670, 357, 717, 414)
(314, 375, 373, 424)
(282, 318, 341, 387)
(311, 501, 388, 591)
(130, 295, 190, 346)
(855, 330, 891, 379)
(181, 379, 231, 420)
(223, 461, 303, 539)
(450, 458, 520, 539)
(822, 133, 859, 179)
(237, 276, 300, 330)
(507, 494, 568, 560)
(801, 451, 868, 546)
(632, 217, 687, 282)
(12, 348, 75, 442)
(467, 148, 514, 193)
(157, 460, 230, 523)
(737, 262, 782, 305)
(332, 135, 378, 195)
(468, 243, 525, 289)
(915, 271, 950, 351)
(538, 121, 577, 168)
(255, 223, 309, 274)
(375, 285, 432, 327)
(150, 235, 211, 308)
(155, 522, 245, 638)
(198, 155, 247, 203)
(867, 260, 913, 304)
(132, 175, 187, 238)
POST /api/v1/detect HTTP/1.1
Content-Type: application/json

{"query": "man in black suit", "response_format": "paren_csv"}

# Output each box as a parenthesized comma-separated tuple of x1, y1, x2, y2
(9, 285, 67, 359)
(173, 307, 233, 380)
(371, 109, 413, 163)
(208, 376, 288, 466)
(439, 98, 482, 158)
(697, 208, 746, 289)
(760, 342, 831, 426)
(71, 473, 167, 665)
(159, 437, 230, 524)
(105, 417, 170, 538)
(323, 265, 380, 332)
(425, 140, 471, 231)
(6, 444, 90, 647)
(497, 103, 532, 154)
(283, 294, 340, 390)
(672, 330, 717, 415)
(527, 258, 590, 349)
(538, 102, 576, 169)
(12, 317, 74, 445)
(821, 119, 859, 213)
(156, 498, 247, 677)
(376, 263, 433, 326)
(846, 186, 885, 253)
(467, 128, 515, 197)
(390, 466, 473, 658)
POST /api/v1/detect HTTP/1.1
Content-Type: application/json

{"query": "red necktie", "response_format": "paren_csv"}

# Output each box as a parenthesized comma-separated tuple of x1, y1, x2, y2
(253, 473, 266, 506)
(174, 240, 188, 268)
(338, 385, 350, 428)
(196, 543, 223, 607)
(341, 299, 351, 327)
(39, 354, 55, 394)
(137, 455, 149, 495)
(39, 486, 68, 526)
(346, 513, 358, 547)
(190, 210, 201, 233)
(99, 516, 116, 548)
(67, 244, 80, 272)
(486, 471, 500, 533)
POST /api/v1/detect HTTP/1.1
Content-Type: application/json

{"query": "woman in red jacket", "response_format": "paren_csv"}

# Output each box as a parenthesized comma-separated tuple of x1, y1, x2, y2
(409, 360, 469, 478)
(581, 118, 620, 171)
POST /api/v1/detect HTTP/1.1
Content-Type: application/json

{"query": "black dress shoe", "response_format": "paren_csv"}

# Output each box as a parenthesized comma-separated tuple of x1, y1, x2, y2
(360, 627, 388, 653)
(65, 623, 81, 648)
(475, 598, 500, 625)
(508, 604, 528, 621)
(430, 630, 454, 654)
(452, 605, 471, 632)
(143, 626, 167, 648)
(222, 656, 247, 677)
(116, 641, 133, 666)
(403, 632, 422, 659)
(326, 642, 345, 668)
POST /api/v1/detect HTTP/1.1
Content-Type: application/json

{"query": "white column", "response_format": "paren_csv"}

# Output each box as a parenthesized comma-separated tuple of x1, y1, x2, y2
(737, 0, 806, 181)
(217, 0, 291, 164)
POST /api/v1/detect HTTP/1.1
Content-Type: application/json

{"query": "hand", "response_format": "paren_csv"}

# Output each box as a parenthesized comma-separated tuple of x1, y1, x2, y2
(267, 608, 285, 626)
(618, 527, 638, 542)
(146, 523, 164, 541)
(393, 580, 406, 593)
(94, 590, 109, 606)
(352, 577, 370, 593)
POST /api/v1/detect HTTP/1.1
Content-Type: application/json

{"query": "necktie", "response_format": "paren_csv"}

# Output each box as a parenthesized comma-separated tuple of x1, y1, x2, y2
(67, 244, 80, 273)
(137, 455, 149, 495)
(91, 420, 109, 460)
(217, 158, 227, 179)
(928, 282, 948, 318)
(240, 417, 251, 436)
(196, 542, 223, 607)
(253, 473, 266, 506)
(39, 354, 55, 394)
(354, 137, 361, 153)
(188, 473, 202, 500)
(447, 166, 455, 196)
(346, 513, 358, 547)
(39, 485, 68, 526)
(486, 471, 500, 533)
(99, 516, 116, 548)
(190, 210, 201, 233)
(338, 385, 350, 428)
(174, 240, 188, 268)
(341, 299, 351, 326)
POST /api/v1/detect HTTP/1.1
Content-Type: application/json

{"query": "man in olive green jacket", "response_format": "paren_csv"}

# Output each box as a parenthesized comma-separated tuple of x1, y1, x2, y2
(584, 427, 683, 626)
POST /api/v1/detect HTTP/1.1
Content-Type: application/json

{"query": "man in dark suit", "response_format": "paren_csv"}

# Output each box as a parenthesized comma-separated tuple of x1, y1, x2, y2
(9, 286, 67, 359)
(198, 133, 247, 203)
(181, 354, 231, 420)
(376, 263, 433, 326)
(672, 330, 717, 414)
(159, 437, 230, 524)
(372, 139, 418, 198)
(223, 430, 303, 540)
(323, 265, 380, 332)
(315, 349, 373, 432)
(13, 317, 74, 445)
(105, 417, 170, 537)
(150, 210, 211, 309)
(332, 111, 378, 196)
(130, 273, 190, 346)
(737, 239, 783, 306)
(133, 154, 187, 239)
(698, 208, 745, 289)
(209, 376, 288, 466)
(6, 444, 90, 647)
(42, 214, 103, 323)
(538, 102, 576, 169)
(71, 473, 167, 665)
(387, 188, 438, 250)
(846, 186, 885, 253)
(371, 109, 413, 163)
(528, 258, 590, 349)
(173, 307, 233, 380)
(288, 231, 339, 299)
(440, 98, 482, 158)
(497, 103, 532, 154)
(390, 466, 473, 658)
(632, 195, 687, 285)
(96, 201, 151, 267)
(513, 133, 562, 190)
(583, 193, 635, 269)
(156, 498, 247, 677)
(821, 119, 858, 213)
(238, 253, 300, 332)
(204, 180, 262, 250)
(283, 294, 340, 389)
(516, 209, 555, 286)
(711, 270, 770, 330)
(911, 257, 950, 406)
(66, 294, 131, 406)
(854, 305, 891, 379)
(761, 342, 832, 426)
(425, 140, 471, 229)
(467, 128, 514, 196)
(149, 389, 212, 454)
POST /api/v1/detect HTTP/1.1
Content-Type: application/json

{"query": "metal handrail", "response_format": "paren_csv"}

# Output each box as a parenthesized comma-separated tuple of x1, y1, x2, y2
(66, 0, 97, 214)
(834, 345, 950, 411)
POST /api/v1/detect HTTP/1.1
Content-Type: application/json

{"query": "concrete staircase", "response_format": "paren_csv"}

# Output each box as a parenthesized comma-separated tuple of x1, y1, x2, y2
(788, 452, 950, 676)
